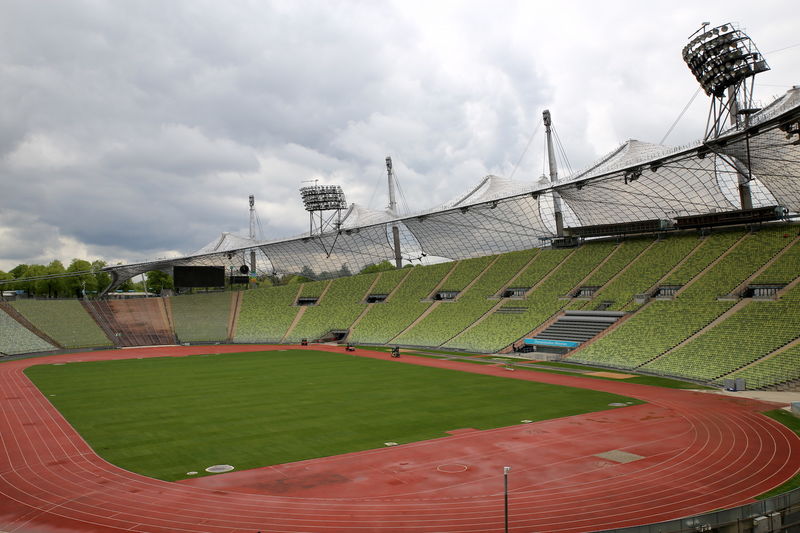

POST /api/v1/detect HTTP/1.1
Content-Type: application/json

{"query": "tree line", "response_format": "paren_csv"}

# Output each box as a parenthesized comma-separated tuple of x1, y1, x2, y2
(0, 258, 402, 299)
(0, 259, 175, 298)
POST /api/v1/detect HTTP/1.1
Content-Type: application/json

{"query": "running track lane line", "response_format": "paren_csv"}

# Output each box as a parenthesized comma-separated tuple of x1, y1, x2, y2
(0, 344, 796, 533)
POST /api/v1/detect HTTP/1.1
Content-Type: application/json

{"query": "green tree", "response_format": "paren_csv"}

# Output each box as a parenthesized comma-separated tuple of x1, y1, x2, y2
(92, 260, 111, 295)
(338, 263, 352, 277)
(21, 264, 46, 297)
(360, 260, 395, 274)
(66, 259, 97, 298)
(117, 278, 136, 292)
(9, 264, 28, 279)
(0, 270, 12, 297)
(145, 270, 174, 295)
(37, 260, 67, 298)
(257, 277, 274, 288)
(284, 274, 312, 285)
(299, 265, 316, 280)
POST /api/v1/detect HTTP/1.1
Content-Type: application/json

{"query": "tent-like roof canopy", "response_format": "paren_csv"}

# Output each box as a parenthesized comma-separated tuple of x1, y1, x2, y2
(104, 87, 800, 292)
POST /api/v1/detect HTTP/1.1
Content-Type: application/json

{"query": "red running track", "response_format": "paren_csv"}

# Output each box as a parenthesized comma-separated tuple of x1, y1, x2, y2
(0, 345, 798, 533)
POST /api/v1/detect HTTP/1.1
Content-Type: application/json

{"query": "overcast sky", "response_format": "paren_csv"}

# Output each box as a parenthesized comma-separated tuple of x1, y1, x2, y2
(1, 0, 798, 272)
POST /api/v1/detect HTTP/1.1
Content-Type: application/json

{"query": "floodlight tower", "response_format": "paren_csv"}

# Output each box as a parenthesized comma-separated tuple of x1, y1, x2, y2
(299, 181, 348, 237)
(683, 23, 770, 209)
(385, 156, 403, 268)
(543, 110, 564, 236)
(683, 22, 769, 139)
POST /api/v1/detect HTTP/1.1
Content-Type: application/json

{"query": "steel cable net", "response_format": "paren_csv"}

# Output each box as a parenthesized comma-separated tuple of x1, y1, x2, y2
(258, 224, 396, 278)
(716, 126, 800, 212)
(403, 195, 553, 260)
(102, 88, 800, 292)
(106, 251, 263, 290)
(558, 155, 737, 225)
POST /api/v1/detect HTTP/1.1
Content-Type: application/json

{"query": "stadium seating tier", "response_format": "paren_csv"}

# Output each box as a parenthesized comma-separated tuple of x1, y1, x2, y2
(10, 300, 112, 349)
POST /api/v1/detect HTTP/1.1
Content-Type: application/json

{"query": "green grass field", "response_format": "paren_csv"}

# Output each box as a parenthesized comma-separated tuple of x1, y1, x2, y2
(757, 409, 800, 499)
(26, 350, 642, 481)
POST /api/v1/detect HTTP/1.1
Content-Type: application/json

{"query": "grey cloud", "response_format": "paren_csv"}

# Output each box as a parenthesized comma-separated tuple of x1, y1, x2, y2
(1, 0, 797, 272)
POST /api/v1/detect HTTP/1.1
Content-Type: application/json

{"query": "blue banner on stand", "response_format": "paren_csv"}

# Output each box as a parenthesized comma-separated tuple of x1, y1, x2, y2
(523, 338, 580, 348)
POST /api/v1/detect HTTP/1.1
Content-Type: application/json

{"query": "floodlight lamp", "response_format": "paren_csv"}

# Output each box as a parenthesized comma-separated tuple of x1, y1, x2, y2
(299, 184, 347, 212)
(682, 23, 769, 97)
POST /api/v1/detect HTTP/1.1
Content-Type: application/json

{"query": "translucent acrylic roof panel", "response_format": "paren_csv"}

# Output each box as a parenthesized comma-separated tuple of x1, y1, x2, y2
(558, 153, 736, 226)
(713, 87, 800, 211)
(192, 233, 261, 255)
(103, 89, 800, 293)
(259, 223, 395, 277)
(403, 195, 553, 260)
(441, 175, 537, 209)
(104, 250, 258, 292)
(338, 204, 396, 228)
(716, 127, 800, 212)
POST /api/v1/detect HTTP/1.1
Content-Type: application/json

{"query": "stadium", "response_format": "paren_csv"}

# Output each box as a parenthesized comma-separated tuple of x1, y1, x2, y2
(1, 22, 800, 533)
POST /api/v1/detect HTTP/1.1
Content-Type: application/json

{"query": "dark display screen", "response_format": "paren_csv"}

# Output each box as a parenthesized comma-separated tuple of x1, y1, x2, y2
(173, 266, 225, 288)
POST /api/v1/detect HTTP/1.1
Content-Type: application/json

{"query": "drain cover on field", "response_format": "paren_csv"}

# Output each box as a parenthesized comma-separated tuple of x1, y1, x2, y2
(205, 464, 234, 473)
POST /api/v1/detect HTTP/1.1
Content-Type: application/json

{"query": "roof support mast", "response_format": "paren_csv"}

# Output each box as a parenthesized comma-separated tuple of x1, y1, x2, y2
(248, 195, 256, 276)
(543, 110, 564, 236)
(385, 156, 403, 268)
(727, 86, 753, 210)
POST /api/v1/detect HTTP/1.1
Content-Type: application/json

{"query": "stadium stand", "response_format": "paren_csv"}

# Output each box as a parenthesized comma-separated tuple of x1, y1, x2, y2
(436, 255, 497, 293)
(529, 310, 625, 345)
(284, 273, 377, 342)
(447, 241, 618, 352)
(171, 291, 233, 343)
(234, 284, 302, 343)
(10, 300, 112, 349)
(394, 250, 535, 347)
(83, 299, 175, 347)
(348, 262, 453, 344)
(660, 230, 745, 286)
(368, 267, 411, 295)
(3, 222, 798, 390)
(730, 341, 800, 390)
(643, 289, 800, 380)
(0, 306, 57, 355)
(575, 234, 700, 310)
(297, 279, 330, 299)
(752, 237, 800, 284)
(572, 226, 797, 378)
(572, 237, 654, 298)
(570, 299, 733, 369)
